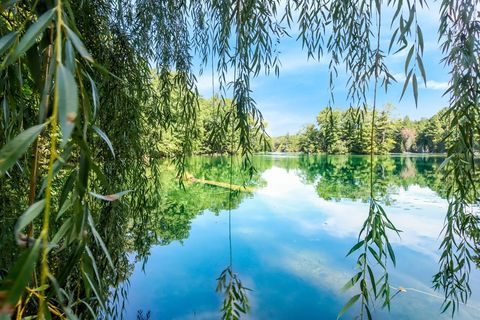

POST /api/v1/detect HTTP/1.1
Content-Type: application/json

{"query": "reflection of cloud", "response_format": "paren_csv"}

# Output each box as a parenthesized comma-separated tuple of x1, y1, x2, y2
(260, 242, 480, 319)
(256, 167, 448, 258)
(272, 247, 351, 296)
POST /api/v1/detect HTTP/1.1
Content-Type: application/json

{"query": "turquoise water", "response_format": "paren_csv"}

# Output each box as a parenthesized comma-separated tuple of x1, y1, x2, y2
(120, 155, 480, 319)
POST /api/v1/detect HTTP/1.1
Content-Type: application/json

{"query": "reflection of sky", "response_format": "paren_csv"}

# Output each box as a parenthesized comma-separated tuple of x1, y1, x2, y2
(122, 164, 480, 319)
(257, 167, 447, 258)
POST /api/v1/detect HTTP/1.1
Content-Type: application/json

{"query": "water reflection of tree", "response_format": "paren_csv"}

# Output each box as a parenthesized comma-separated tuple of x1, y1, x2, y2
(113, 157, 259, 317)
(71, 155, 478, 317)
(0, 156, 262, 318)
(294, 155, 447, 203)
(215, 173, 251, 319)
(1, 154, 468, 318)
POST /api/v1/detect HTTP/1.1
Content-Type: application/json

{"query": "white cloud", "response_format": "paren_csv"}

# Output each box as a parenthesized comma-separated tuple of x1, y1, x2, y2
(195, 70, 235, 97)
(425, 80, 449, 90)
(277, 53, 328, 72)
(261, 110, 313, 136)
(390, 74, 449, 91)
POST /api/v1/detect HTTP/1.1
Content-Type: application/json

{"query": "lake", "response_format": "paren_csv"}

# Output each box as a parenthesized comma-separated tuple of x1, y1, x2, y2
(114, 154, 480, 319)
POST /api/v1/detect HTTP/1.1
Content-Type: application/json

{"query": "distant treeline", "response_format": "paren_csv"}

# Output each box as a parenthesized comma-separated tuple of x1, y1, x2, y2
(158, 101, 453, 156)
(155, 96, 266, 157)
(272, 106, 451, 154)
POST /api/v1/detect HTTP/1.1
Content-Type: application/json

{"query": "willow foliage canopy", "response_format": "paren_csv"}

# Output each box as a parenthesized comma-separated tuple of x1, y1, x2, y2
(0, 0, 478, 319)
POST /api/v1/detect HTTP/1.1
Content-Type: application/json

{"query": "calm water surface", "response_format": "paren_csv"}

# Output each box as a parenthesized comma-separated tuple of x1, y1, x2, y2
(120, 155, 480, 319)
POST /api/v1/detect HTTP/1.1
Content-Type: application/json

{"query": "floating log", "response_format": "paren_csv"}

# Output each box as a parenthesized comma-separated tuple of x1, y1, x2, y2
(184, 173, 254, 192)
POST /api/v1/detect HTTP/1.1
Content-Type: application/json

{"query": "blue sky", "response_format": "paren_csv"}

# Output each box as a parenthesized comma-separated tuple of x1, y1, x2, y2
(195, 3, 449, 136)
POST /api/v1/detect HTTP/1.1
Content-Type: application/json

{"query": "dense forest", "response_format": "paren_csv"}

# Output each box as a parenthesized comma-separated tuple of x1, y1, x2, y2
(272, 106, 451, 154)
(160, 102, 452, 156)
(154, 96, 266, 157)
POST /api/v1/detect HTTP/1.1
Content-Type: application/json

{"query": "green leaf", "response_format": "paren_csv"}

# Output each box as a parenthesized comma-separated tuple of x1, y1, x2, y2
(0, 123, 46, 177)
(92, 125, 115, 158)
(3, 239, 41, 305)
(404, 45, 414, 74)
(87, 213, 115, 271)
(82, 271, 106, 311)
(367, 265, 377, 297)
(57, 64, 79, 146)
(50, 217, 73, 250)
(346, 240, 364, 256)
(64, 25, 93, 62)
(64, 39, 75, 71)
(400, 69, 412, 101)
(0, 32, 17, 56)
(86, 73, 99, 119)
(89, 189, 132, 202)
(386, 241, 396, 266)
(417, 25, 424, 54)
(412, 73, 418, 107)
(337, 294, 360, 320)
(417, 54, 426, 85)
(14, 199, 45, 236)
(341, 272, 362, 292)
(13, 8, 55, 59)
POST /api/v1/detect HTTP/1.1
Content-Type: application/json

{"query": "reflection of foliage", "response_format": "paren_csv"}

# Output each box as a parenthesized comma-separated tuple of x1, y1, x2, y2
(2, 152, 474, 318)
(0, 155, 262, 318)
(216, 266, 251, 319)
(137, 310, 151, 320)
(295, 155, 447, 203)
(127, 158, 262, 258)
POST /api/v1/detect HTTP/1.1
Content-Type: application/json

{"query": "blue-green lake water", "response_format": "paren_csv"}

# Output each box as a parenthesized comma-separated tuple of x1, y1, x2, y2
(120, 155, 480, 319)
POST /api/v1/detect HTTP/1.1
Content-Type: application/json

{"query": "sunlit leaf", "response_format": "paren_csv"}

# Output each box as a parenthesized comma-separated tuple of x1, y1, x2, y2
(89, 190, 132, 202)
(57, 64, 79, 146)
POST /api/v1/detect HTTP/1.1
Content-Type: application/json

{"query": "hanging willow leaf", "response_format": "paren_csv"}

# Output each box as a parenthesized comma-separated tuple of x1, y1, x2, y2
(92, 125, 115, 158)
(64, 25, 93, 62)
(337, 294, 360, 319)
(1, 239, 41, 305)
(412, 73, 418, 107)
(89, 190, 132, 202)
(14, 199, 46, 237)
(0, 32, 17, 56)
(0, 122, 46, 176)
(86, 73, 99, 119)
(346, 240, 365, 256)
(12, 8, 55, 60)
(404, 45, 414, 74)
(57, 64, 78, 146)
(417, 54, 427, 86)
(82, 271, 106, 311)
(86, 213, 115, 271)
